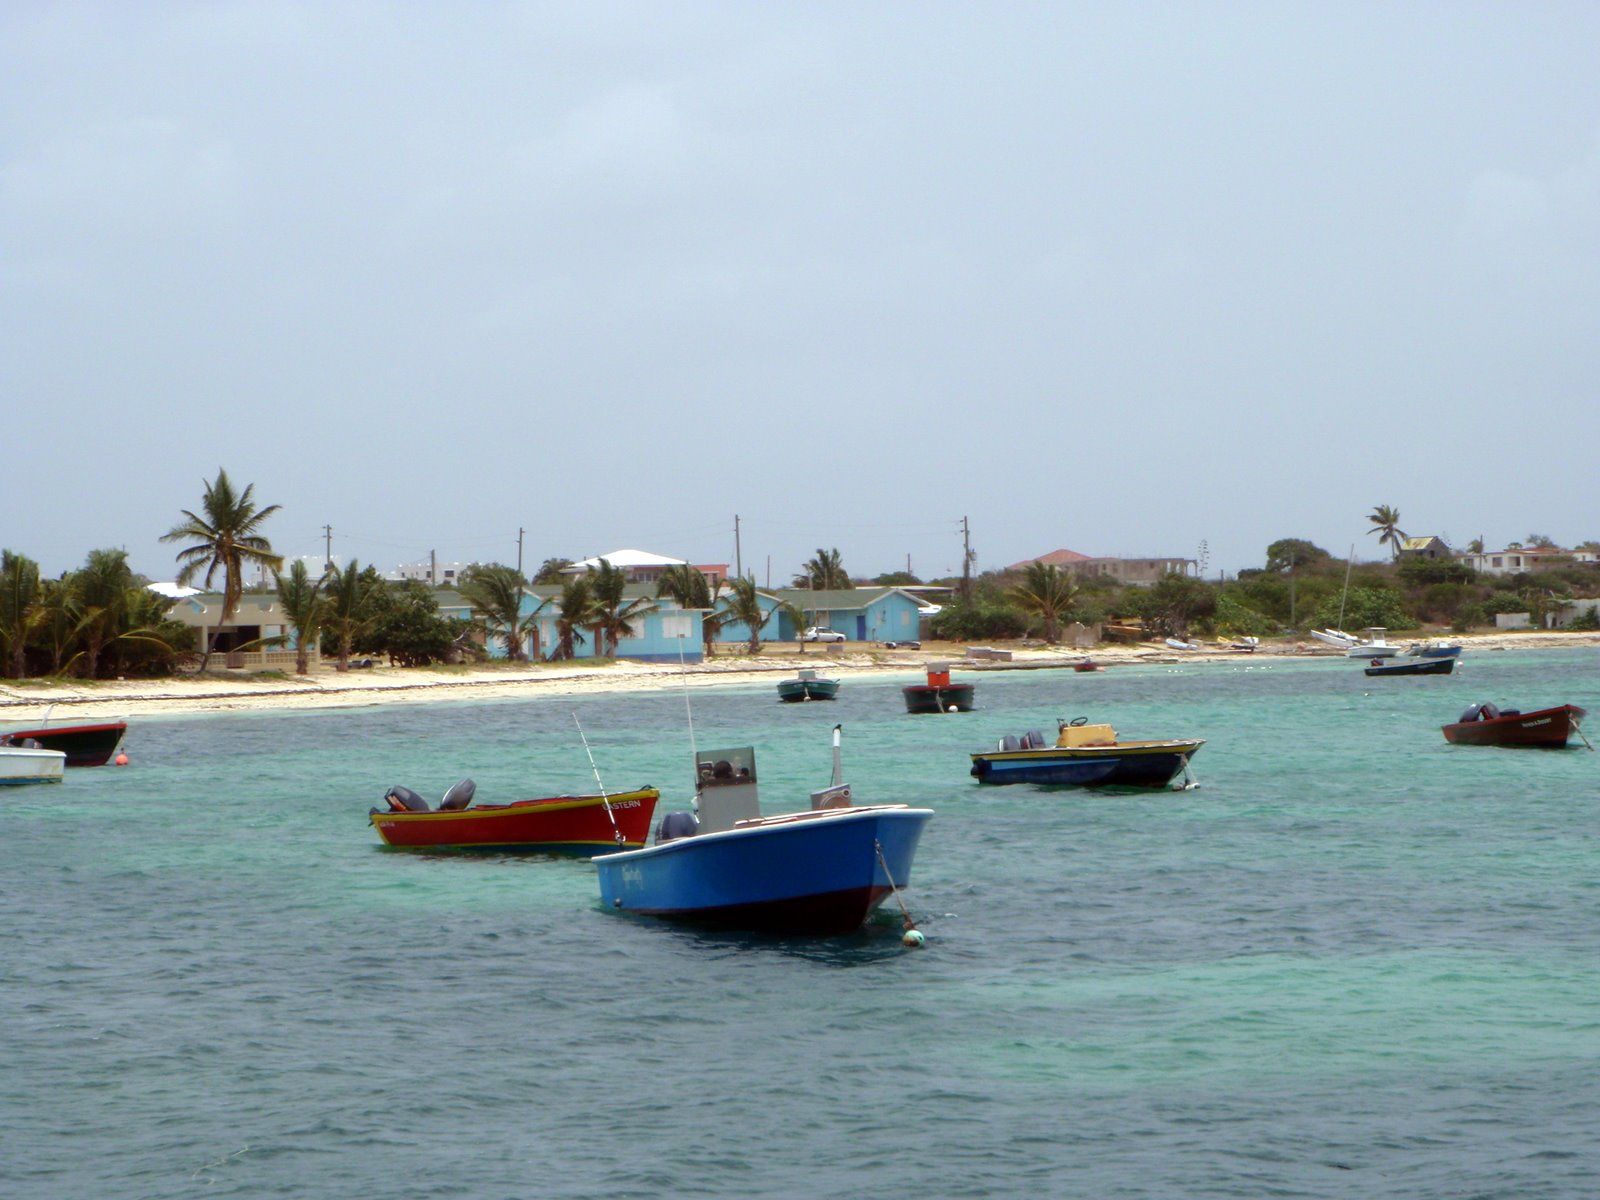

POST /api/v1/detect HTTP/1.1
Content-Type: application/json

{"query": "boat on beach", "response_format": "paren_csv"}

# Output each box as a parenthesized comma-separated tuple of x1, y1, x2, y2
(0, 717, 127, 767)
(969, 717, 1204, 789)
(1310, 628, 1360, 649)
(370, 781, 660, 852)
(1442, 703, 1588, 748)
(0, 744, 67, 786)
(777, 669, 839, 702)
(594, 727, 933, 935)
(903, 663, 975, 713)
(1346, 628, 1400, 659)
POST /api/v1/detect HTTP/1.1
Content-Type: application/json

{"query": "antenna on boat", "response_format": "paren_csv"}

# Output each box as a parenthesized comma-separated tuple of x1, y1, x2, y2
(676, 636, 700, 796)
(831, 724, 843, 787)
(571, 711, 625, 845)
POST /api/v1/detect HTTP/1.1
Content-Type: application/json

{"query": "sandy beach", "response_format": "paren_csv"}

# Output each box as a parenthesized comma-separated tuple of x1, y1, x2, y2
(1, 630, 1595, 721)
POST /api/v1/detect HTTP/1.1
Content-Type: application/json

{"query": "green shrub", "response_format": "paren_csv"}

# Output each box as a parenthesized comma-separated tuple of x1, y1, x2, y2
(1311, 586, 1415, 630)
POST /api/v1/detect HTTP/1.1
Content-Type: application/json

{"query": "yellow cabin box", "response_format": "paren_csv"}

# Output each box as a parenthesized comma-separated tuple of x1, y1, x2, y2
(1057, 723, 1117, 748)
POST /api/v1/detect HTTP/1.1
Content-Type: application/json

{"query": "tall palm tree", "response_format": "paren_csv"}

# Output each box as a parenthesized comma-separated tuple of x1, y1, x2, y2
(32, 577, 81, 676)
(720, 577, 775, 655)
(322, 559, 378, 671)
(72, 548, 137, 678)
(0, 550, 41, 678)
(779, 599, 809, 653)
(1366, 505, 1406, 559)
(656, 564, 719, 658)
(275, 560, 327, 675)
(160, 468, 282, 669)
(590, 560, 654, 655)
(551, 578, 598, 661)
(1009, 562, 1078, 644)
(458, 564, 537, 661)
(801, 547, 850, 590)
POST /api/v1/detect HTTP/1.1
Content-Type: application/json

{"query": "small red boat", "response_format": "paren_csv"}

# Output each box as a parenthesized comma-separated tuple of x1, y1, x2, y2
(370, 785, 660, 852)
(1442, 703, 1588, 749)
(1073, 660, 1101, 672)
(0, 720, 127, 767)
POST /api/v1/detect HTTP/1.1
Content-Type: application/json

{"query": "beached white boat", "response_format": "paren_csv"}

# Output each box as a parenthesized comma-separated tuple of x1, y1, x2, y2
(1310, 629, 1359, 648)
(1346, 628, 1400, 659)
(1165, 637, 1201, 651)
(0, 745, 67, 786)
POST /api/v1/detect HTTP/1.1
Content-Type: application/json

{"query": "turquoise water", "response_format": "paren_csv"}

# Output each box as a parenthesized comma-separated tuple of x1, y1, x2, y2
(5, 649, 1599, 1198)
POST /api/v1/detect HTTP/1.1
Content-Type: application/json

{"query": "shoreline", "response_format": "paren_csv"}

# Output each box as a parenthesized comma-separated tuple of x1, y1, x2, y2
(1, 631, 1595, 721)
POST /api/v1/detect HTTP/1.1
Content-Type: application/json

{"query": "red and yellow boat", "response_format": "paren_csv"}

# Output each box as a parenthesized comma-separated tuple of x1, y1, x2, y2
(370, 787, 660, 853)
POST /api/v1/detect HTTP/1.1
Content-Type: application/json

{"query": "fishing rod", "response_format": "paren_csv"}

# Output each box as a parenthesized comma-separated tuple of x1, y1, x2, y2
(571, 711, 625, 845)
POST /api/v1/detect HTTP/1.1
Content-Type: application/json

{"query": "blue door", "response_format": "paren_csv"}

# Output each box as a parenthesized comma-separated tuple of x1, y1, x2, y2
(856, 615, 867, 640)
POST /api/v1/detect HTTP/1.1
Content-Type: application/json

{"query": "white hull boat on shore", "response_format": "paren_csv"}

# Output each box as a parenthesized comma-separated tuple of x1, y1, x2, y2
(1310, 629, 1359, 648)
(0, 745, 67, 786)
(1346, 628, 1400, 660)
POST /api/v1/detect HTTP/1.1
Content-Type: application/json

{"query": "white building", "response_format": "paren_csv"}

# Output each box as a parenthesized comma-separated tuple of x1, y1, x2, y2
(389, 559, 469, 586)
(1458, 547, 1593, 577)
(562, 549, 692, 585)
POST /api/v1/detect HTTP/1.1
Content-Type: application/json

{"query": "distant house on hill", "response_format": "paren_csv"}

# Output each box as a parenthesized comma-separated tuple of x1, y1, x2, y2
(1398, 536, 1451, 561)
(1007, 548, 1197, 586)
(562, 549, 727, 587)
(1458, 545, 1591, 577)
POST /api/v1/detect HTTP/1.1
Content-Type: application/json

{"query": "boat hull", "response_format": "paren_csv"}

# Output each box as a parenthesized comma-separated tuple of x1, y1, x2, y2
(970, 740, 1204, 789)
(0, 747, 67, 786)
(3, 721, 127, 767)
(370, 788, 659, 852)
(1364, 657, 1454, 676)
(903, 684, 975, 713)
(594, 806, 932, 935)
(1442, 705, 1585, 748)
(777, 679, 840, 702)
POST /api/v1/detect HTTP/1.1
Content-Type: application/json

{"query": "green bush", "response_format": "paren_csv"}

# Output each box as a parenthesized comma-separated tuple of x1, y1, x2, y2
(929, 599, 1029, 640)
(1311, 586, 1415, 631)
(1483, 593, 1530, 615)
(1214, 592, 1277, 636)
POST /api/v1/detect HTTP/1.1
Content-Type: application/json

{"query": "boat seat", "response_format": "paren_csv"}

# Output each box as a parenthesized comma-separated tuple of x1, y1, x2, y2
(438, 779, 477, 811)
(384, 785, 431, 813)
(659, 811, 699, 842)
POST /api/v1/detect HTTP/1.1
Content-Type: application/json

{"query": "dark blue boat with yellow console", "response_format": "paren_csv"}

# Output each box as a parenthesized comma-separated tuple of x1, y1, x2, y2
(595, 727, 932, 935)
(970, 718, 1204, 789)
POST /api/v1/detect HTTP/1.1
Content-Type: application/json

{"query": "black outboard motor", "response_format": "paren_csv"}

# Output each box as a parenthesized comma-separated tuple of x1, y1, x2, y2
(438, 779, 476, 811)
(999, 734, 1021, 752)
(1023, 730, 1047, 749)
(384, 785, 431, 813)
(1459, 704, 1483, 723)
(659, 811, 699, 842)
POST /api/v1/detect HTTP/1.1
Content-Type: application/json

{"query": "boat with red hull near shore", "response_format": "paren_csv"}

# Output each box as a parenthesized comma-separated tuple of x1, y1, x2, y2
(370, 785, 659, 852)
(0, 720, 126, 767)
(1442, 703, 1588, 749)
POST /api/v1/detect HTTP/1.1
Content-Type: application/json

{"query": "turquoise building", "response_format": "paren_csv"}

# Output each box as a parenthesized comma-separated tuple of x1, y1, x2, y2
(438, 585, 705, 663)
(767, 587, 926, 643)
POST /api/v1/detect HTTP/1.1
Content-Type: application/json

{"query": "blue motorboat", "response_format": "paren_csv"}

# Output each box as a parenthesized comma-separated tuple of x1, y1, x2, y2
(594, 727, 933, 935)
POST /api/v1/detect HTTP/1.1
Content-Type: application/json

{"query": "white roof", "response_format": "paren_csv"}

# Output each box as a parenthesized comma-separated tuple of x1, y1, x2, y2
(147, 581, 202, 599)
(567, 548, 688, 571)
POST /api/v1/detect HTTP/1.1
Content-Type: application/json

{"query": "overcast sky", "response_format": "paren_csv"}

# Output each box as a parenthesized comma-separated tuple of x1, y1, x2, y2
(4, 2, 1597, 583)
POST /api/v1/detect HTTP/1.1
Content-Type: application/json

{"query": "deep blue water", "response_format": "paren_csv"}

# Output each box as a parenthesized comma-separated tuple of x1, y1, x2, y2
(4, 649, 1599, 1198)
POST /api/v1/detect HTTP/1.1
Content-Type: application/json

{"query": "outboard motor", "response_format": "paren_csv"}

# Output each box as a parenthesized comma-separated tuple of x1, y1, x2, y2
(1458, 704, 1483, 724)
(659, 811, 699, 842)
(999, 734, 1021, 752)
(1479, 702, 1501, 720)
(1023, 730, 1047, 749)
(384, 785, 431, 813)
(437, 779, 476, 811)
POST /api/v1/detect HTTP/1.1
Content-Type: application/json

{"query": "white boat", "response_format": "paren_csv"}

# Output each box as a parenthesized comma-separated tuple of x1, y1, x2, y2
(1310, 628, 1359, 648)
(1165, 637, 1201, 651)
(0, 745, 67, 786)
(1346, 628, 1400, 660)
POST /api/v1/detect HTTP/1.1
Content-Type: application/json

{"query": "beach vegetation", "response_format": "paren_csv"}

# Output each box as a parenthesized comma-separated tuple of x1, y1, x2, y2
(1366, 505, 1406, 559)
(532, 557, 572, 584)
(366, 582, 468, 667)
(796, 548, 850, 590)
(458, 564, 538, 662)
(1265, 538, 1332, 573)
(656, 565, 724, 658)
(160, 469, 282, 670)
(873, 570, 922, 586)
(274, 560, 327, 675)
(1008, 563, 1078, 643)
(551, 578, 598, 661)
(590, 560, 654, 655)
(1311, 586, 1413, 631)
(721, 577, 776, 654)
(322, 560, 382, 671)
(0, 551, 43, 678)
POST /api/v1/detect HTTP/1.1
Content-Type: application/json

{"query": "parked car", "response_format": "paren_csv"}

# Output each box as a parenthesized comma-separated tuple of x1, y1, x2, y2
(883, 639, 922, 650)
(800, 627, 846, 643)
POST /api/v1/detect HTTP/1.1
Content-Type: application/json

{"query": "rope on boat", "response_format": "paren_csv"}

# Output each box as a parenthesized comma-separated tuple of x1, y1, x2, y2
(874, 838, 919, 938)
(1174, 755, 1200, 791)
(571, 712, 626, 845)
(1576, 718, 1596, 753)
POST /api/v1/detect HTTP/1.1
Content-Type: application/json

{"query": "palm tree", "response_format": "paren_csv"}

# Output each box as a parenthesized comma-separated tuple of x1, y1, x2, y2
(32, 577, 80, 676)
(801, 547, 850, 590)
(1366, 505, 1406, 559)
(1467, 537, 1485, 555)
(275, 560, 327, 675)
(458, 564, 537, 661)
(779, 599, 809, 653)
(160, 468, 282, 669)
(72, 548, 137, 678)
(322, 559, 378, 671)
(551, 578, 598, 661)
(656, 564, 718, 658)
(720, 577, 775, 655)
(532, 557, 573, 584)
(1009, 562, 1079, 643)
(590, 560, 654, 655)
(0, 550, 41, 678)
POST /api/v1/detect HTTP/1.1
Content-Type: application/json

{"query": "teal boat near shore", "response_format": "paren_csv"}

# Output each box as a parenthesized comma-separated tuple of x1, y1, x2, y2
(777, 668, 840, 702)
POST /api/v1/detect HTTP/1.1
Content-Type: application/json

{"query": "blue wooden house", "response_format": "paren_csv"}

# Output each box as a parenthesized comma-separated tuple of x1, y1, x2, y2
(438, 586, 706, 663)
(768, 588, 926, 642)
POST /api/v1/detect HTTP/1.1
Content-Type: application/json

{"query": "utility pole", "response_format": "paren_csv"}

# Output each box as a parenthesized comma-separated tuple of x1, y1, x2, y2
(323, 525, 333, 572)
(907, 552, 913, 576)
(430, 548, 437, 587)
(961, 515, 973, 599)
(734, 513, 743, 580)
(765, 555, 770, 589)
(517, 527, 524, 578)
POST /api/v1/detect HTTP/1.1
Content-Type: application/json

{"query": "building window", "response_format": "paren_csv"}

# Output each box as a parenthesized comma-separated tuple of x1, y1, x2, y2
(659, 613, 692, 640)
